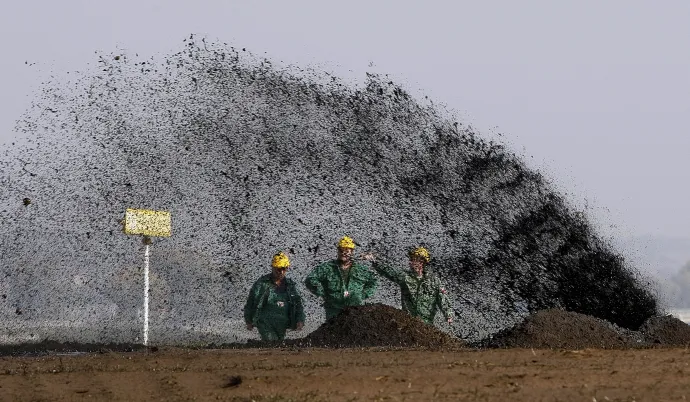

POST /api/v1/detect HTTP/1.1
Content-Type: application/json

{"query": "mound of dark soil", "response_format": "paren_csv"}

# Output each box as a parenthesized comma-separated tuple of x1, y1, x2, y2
(302, 304, 462, 348)
(485, 309, 633, 349)
(639, 315, 690, 346)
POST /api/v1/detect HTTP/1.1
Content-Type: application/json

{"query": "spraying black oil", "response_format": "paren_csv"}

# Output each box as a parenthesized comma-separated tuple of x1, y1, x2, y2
(0, 38, 658, 345)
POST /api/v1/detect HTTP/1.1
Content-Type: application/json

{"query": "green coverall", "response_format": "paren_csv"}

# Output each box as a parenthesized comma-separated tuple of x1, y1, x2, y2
(243, 274, 306, 341)
(373, 261, 454, 325)
(305, 260, 378, 320)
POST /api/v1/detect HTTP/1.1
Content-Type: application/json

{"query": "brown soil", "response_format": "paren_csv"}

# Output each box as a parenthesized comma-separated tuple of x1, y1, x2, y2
(3, 306, 690, 400)
(640, 315, 690, 346)
(485, 309, 636, 349)
(483, 308, 690, 350)
(2, 347, 690, 401)
(302, 304, 462, 348)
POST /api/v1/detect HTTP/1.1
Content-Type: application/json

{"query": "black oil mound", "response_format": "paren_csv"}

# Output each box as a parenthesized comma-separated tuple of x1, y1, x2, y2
(0, 37, 659, 344)
(478, 309, 690, 349)
(639, 315, 690, 346)
(303, 304, 461, 348)
(482, 309, 634, 349)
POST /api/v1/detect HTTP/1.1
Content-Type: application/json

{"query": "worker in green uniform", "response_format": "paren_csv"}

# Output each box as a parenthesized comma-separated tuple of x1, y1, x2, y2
(305, 236, 378, 320)
(363, 246, 454, 325)
(243, 252, 305, 341)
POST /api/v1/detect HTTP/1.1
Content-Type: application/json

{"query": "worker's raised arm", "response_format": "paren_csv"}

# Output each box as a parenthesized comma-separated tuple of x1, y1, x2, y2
(362, 252, 405, 285)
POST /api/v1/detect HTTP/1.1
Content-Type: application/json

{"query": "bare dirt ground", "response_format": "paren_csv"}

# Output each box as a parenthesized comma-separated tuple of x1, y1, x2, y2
(3, 306, 690, 401)
(1, 346, 690, 401)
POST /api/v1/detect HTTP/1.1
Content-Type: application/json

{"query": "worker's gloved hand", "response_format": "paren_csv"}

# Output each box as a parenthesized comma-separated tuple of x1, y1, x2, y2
(246, 323, 254, 331)
(295, 322, 304, 331)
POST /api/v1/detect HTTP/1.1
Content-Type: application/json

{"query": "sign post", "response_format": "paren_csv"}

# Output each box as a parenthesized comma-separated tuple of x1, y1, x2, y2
(122, 208, 172, 346)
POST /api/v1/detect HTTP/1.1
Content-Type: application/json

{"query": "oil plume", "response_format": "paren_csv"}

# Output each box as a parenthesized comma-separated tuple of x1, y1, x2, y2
(0, 37, 659, 344)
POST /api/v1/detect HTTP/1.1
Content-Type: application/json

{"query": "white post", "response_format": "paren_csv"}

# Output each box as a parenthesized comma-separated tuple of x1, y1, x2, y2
(124, 209, 170, 347)
(143, 244, 150, 346)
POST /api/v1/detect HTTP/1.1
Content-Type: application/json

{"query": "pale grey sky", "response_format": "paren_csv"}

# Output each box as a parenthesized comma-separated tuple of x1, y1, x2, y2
(1, 0, 689, 242)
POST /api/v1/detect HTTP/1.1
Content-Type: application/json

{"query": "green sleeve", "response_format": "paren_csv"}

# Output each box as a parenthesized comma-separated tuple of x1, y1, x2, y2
(305, 264, 325, 297)
(243, 279, 261, 324)
(372, 261, 406, 285)
(435, 278, 454, 320)
(293, 288, 306, 323)
(362, 266, 378, 299)
(287, 279, 306, 324)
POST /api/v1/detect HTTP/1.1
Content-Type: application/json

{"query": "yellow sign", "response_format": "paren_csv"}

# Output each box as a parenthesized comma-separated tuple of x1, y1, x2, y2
(123, 208, 172, 237)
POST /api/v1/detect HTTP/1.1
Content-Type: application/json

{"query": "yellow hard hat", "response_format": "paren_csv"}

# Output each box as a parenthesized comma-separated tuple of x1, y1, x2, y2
(337, 236, 356, 249)
(409, 246, 430, 263)
(271, 252, 290, 269)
